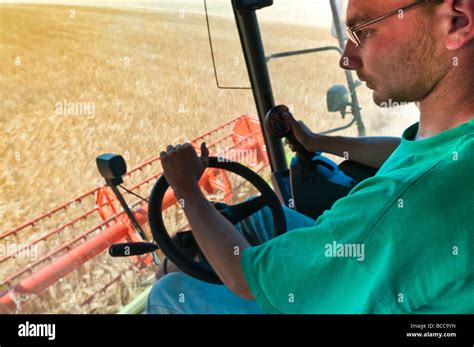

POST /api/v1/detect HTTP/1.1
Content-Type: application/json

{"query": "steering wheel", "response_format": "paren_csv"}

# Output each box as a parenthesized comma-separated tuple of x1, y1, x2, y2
(148, 157, 287, 284)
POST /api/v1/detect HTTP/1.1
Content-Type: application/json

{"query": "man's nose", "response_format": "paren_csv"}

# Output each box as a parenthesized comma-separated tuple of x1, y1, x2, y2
(339, 41, 363, 70)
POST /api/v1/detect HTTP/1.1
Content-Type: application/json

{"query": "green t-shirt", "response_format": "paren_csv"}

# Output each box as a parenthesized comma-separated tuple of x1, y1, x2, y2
(242, 119, 474, 313)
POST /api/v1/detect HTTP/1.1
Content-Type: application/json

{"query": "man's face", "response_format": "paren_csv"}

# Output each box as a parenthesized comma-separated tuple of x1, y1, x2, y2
(341, 0, 449, 106)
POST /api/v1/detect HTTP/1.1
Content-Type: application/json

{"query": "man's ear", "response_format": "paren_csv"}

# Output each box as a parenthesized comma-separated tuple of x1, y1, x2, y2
(441, 0, 474, 50)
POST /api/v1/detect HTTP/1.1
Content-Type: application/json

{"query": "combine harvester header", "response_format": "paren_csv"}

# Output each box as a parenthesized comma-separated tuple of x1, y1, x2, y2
(0, 115, 269, 313)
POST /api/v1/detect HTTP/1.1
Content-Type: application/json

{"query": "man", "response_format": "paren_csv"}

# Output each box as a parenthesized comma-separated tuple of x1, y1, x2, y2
(147, 0, 474, 313)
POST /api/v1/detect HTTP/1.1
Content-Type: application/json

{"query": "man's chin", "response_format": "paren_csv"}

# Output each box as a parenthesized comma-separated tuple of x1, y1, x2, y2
(366, 83, 388, 106)
(372, 91, 389, 107)
(372, 90, 407, 108)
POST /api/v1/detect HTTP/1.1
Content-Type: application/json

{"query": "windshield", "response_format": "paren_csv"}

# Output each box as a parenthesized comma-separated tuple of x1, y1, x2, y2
(0, 0, 262, 314)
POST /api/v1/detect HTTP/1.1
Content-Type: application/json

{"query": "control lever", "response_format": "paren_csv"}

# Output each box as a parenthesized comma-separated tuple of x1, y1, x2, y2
(96, 154, 148, 241)
(264, 105, 315, 161)
(96, 153, 160, 265)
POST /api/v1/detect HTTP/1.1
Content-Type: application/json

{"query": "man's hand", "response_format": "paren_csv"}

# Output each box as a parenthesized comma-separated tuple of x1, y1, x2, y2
(280, 113, 317, 153)
(158, 142, 253, 299)
(160, 142, 209, 199)
(278, 113, 400, 169)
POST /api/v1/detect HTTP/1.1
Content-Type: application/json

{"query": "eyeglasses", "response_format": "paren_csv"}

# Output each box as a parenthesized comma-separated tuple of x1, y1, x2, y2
(346, 0, 434, 47)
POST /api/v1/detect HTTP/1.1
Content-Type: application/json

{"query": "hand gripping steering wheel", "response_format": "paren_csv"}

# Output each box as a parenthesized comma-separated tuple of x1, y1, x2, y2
(148, 157, 287, 284)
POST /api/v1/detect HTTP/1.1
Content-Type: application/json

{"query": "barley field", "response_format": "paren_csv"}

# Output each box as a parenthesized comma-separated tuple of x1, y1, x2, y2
(0, 3, 418, 313)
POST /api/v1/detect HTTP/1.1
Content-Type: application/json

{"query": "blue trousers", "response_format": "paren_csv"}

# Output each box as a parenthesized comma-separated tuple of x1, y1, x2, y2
(146, 205, 314, 314)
